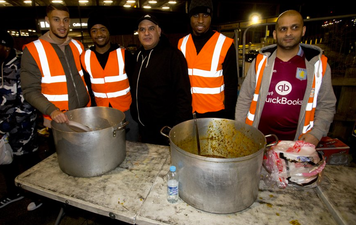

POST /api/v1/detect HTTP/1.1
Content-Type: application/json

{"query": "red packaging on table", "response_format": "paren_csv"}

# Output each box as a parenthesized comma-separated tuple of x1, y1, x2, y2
(316, 137, 350, 162)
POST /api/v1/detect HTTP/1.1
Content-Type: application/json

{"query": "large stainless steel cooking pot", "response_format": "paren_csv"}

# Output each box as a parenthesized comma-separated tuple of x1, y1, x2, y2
(51, 107, 128, 177)
(161, 118, 277, 214)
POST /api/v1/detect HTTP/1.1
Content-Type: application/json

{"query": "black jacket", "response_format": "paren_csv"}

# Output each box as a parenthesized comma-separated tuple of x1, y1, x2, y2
(129, 34, 192, 129)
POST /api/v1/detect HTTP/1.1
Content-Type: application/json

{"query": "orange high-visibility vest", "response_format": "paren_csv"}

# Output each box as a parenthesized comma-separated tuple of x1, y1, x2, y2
(178, 32, 233, 113)
(24, 39, 85, 116)
(246, 53, 328, 136)
(81, 48, 131, 112)
(302, 55, 327, 135)
(245, 54, 267, 125)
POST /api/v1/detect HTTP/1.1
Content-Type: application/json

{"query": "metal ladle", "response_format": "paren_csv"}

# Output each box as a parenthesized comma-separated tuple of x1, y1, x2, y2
(66, 121, 92, 132)
(193, 112, 201, 155)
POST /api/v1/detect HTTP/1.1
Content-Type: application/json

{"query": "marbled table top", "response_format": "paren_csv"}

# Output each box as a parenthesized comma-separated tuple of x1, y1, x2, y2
(15, 141, 355, 225)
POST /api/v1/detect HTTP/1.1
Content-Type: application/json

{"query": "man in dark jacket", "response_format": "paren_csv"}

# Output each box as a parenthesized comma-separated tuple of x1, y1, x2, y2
(129, 14, 192, 145)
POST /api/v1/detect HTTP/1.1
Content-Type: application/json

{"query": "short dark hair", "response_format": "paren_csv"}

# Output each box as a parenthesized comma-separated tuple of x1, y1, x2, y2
(46, 3, 69, 16)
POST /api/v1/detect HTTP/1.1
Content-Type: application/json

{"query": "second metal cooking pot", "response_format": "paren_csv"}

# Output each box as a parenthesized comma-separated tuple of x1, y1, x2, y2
(162, 118, 276, 214)
(51, 107, 128, 177)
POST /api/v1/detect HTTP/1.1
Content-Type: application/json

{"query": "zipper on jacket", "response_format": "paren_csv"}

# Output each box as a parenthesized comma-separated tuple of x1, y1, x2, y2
(63, 49, 81, 106)
(136, 54, 147, 126)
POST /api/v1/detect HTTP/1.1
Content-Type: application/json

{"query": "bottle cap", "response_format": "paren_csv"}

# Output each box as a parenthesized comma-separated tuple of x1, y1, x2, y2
(170, 165, 176, 172)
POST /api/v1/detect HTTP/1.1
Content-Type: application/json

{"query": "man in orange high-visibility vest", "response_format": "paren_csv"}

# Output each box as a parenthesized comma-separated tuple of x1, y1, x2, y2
(178, 0, 238, 120)
(21, 3, 89, 128)
(81, 11, 138, 141)
(235, 10, 336, 146)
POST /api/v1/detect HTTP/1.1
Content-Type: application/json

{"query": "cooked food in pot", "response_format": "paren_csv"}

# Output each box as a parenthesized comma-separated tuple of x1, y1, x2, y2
(176, 120, 260, 158)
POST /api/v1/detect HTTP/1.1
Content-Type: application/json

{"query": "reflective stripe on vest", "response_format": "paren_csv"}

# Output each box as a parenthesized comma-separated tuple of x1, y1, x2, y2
(178, 32, 233, 113)
(81, 48, 131, 111)
(302, 55, 327, 134)
(70, 40, 84, 77)
(246, 53, 327, 135)
(245, 54, 267, 125)
(25, 39, 84, 111)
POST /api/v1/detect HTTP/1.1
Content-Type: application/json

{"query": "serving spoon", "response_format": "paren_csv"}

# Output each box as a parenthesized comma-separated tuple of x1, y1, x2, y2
(193, 112, 201, 155)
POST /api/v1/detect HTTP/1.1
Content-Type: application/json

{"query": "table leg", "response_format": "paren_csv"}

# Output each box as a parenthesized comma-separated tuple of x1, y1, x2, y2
(54, 206, 65, 225)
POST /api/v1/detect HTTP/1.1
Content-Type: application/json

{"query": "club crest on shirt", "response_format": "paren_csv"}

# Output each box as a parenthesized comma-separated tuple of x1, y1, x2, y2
(296, 68, 307, 80)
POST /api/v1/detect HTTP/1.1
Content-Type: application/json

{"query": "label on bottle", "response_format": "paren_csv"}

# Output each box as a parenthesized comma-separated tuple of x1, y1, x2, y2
(167, 179, 178, 196)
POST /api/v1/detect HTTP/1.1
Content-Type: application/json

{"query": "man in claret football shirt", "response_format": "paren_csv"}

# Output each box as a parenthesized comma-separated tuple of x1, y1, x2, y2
(235, 10, 336, 146)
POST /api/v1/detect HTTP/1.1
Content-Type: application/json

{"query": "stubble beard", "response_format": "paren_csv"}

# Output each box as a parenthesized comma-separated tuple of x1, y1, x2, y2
(52, 31, 68, 40)
(277, 36, 302, 50)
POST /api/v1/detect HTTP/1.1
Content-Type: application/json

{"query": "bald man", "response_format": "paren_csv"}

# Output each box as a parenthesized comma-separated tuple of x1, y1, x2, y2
(235, 10, 336, 146)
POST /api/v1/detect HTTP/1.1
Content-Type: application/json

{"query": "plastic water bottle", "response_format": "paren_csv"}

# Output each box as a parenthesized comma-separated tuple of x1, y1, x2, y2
(167, 165, 179, 203)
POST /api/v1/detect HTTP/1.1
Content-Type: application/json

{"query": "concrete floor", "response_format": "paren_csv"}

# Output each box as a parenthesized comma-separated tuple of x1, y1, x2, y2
(0, 131, 129, 225)
(0, 191, 127, 225)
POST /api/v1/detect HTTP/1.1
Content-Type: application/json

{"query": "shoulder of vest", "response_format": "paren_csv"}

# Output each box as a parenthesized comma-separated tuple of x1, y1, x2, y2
(29, 39, 47, 45)
(116, 47, 125, 52)
(224, 36, 234, 45)
(23, 40, 35, 50)
(179, 34, 190, 41)
(83, 48, 92, 55)
(23, 39, 50, 51)
(254, 53, 268, 71)
(214, 32, 233, 44)
(320, 54, 328, 76)
(256, 53, 266, 61)
(71, 39, 80, 44)
(321, 54, 327, 62)
(71, 39, 84, 49)
(215, 32, 226, 37)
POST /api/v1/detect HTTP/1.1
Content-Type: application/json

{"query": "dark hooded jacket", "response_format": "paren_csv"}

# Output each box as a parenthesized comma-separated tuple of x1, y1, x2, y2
(129, 34, 192, 130)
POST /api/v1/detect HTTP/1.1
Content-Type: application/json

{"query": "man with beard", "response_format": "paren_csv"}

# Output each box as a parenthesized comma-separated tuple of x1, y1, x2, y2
(80, 11, 138, 141)
(178, 0, 238, 120)
(235, 10, 336, 146)
(21, 3, 89, 128)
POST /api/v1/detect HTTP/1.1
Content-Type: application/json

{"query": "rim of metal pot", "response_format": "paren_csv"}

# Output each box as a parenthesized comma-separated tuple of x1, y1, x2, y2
(169, 139, 266, 163)
(168, 122, 267, 163)
(51, 107, 126, 134)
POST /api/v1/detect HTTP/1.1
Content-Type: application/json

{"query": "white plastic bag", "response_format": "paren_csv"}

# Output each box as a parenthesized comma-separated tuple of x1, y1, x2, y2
(263, 140, 325, 188)
(0, 134, 13, 165)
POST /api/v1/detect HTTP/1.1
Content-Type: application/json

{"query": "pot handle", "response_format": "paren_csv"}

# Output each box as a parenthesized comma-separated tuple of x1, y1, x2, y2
(160, 126, 171, 138)
(265, 134, 279, 148)
(113, 121, 129, 137)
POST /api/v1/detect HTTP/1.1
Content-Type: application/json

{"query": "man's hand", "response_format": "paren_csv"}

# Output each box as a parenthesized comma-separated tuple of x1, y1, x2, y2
(299, 133, 319, 146)
(50, 110, 69, 123)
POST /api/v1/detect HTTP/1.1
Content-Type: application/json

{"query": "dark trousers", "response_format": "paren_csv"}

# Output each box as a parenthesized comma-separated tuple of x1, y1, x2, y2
(0, 151, 41, 195)
(139, 124, 170, 146)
